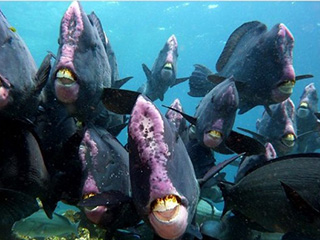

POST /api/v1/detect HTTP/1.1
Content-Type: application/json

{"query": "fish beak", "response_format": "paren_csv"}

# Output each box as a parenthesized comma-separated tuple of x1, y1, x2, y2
(208, 130, 222, 139)
(278, 79, 295, 94)
(56, 68, 76, 86)
(299, 102, 308, 109)
(163, 62, 173, 70)
(203, 130, 223, 148)
(82, 193, 98, 211)
(281, 133, 295, 147)
(151, 195, 181, 222)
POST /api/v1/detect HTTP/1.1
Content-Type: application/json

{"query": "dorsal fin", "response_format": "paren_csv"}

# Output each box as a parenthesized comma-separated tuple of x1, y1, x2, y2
(88, 12, 107, 50)
(216, 21, 266, 72)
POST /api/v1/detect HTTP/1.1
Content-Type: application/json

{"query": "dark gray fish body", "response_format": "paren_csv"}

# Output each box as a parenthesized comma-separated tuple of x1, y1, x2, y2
(0, 10, 47, 120)
(86, 12, 130, 136)
(194, 77, 239, 154)
(256, 98, 297, 156)
(219, 153, 320, 239)
(0, 118, 52, 229)
(296, 83, 320, 153)
(49, 1, 111, 122)
(138, 35, 187, 102)
(235, 142, 277, 182)
(79, 125, 139, 232)
(128, 95, 199, 239)
(215, 21, 295, 114)
(186, 139, 216, 179)
(189, 21, 298, 114)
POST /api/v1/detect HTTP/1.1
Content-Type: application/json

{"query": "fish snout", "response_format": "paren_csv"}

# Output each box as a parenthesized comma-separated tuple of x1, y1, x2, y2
(203, 130, 223, 148)
(280, 133, 296, 148)
(149, 194, 188, 239)
(54, 68, 79, 103)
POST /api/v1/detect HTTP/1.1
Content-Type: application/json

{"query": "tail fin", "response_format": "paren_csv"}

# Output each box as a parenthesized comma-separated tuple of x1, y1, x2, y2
(188, 64, 216, 97)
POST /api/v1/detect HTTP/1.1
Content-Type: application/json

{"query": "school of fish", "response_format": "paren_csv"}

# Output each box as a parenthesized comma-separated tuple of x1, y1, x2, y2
(0, 1, 319, 240)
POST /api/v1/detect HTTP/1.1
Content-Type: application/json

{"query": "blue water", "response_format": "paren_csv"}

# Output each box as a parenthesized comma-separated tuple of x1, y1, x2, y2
(1, 0, 320, 217)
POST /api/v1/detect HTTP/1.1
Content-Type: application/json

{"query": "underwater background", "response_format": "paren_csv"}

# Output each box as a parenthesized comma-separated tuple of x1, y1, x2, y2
(1, 0, 320, 219)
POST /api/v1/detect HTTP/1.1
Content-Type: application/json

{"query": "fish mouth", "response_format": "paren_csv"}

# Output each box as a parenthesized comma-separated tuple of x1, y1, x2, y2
(54, 68, 79, 103)
(82, 193, 98, 211)
(278, 79, 295, 95)
(56, 68, 77, 86)
(203, 130, 223, 148)
(281, 133, 296, 148)
(149, 194, 188, 239)
(163, 62, 173, 70)
(150, 195, 181, 223)
(296, 102, 310, 118)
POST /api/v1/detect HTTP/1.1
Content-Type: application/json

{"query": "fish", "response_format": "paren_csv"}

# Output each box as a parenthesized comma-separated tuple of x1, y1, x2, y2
(127, 94, 199, 239)
(0, 10, 50, 120)
(164, 77, 265, 157)
(188, 21, 313, 114)
(101, 88, 200, 239)
(77, 124, 140, 237)
(219, 153, 320, 239)
(138, 34, 189, 101)
(49, 1, 112, 122)
(296, 83, 320, 153)
(235, 142, 277, 182)
(239, 98, 297, 157)
(12, 209, 79, 238)
(0, 117, 55, 239)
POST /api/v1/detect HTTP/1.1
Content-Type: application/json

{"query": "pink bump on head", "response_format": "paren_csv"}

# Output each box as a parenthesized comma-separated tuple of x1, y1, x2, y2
(79, 130, 99, 171)
(57, 1, 84, 70)
(278, 23, 294, 41)
(168, 34, 178, 50)
(129, 95, 177, 199)
(165, 98, 183, 128)
(165, 35, 178, 63)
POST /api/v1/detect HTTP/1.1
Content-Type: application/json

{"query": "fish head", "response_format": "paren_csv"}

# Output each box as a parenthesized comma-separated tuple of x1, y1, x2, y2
(52, 1, 111, 119)
(197, 79, 239, 149)
(128, 95, 199, 239)
(297, 83, 318, 118)
(79, 127, 130, 225)
(257, 98, 297, 156)
(0, 10, 37, 117)
(165, 98, 187, 135)
(153, 35, 178, 86)
(269, 23, 296, 103)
